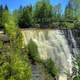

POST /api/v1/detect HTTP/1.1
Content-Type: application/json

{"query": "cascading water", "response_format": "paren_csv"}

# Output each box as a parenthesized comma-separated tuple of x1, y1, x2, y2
(22, 29, 73, 80)
(69, 30, 79, 55)
(68, 30, 79, 78)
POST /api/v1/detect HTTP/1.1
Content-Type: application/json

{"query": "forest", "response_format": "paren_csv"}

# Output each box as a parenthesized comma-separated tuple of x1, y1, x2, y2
(0, 0, 80, 29)
(0, 0, 80, 80)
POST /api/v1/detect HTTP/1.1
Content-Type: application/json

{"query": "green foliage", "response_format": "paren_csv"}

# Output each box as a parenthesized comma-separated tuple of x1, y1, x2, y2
(65, 0, 74, 20)
(14, 0, 79, 29)
(64, 0, 80, 29)
(10, 52, 32, 80)
(0, 41, 32, 80)
(73, 76, 80, 80)
(53, 4, 62, 21)
(2, 5, 10, 26)
(18, 6, 33, 28)
(71, 0, 80, 20)
(3, 10, 23, 48)
(33, 0, 53, 25)
(9, 31, 32, 80)
(74, 21, 80, 29)
(13, 6, 23, 26)
(4, 13, 23, 48)
(0, 50, 32, 80)
(0, 51, 11, 80)
(44, 59, 59, 77)
(0, 5, 3, 28)
(63, 22, 74, 29)
(73, 54, 80, 80)
(8, 76, 16, 80)
(64, 0, 80, 21)
(0, 16, 32, 80)
(0, 40, 3, 48)
(27, 39, 40, 62)
(15, 30, 23, 49)
(9, 29, 23, 50)
(1, 1, 80, 29)
(4, 16, 17, 39)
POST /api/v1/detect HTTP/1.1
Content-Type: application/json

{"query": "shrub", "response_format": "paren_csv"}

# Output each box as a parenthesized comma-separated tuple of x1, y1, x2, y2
(73, 76, 80, 80)
(73, 54, 80, 80)
(27, 39, 40, 62)
(74, 21, 80, 29)
(44, 58, 59, 77)
(0, 51, 11, 80)
(0, 49, 32, 80)
(10, 53, 32, 80)
(62, 22, 74, 29)
(0, 11, 32, 80)
(0, 40, 3, 48)
(0, 39, 32, 80)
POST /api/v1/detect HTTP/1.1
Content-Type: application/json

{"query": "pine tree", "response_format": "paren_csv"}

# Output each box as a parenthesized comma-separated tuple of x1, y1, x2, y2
(53, 4, 62, 21)
(72, 0, 80, 20)
(65, 0, 74, 21)
(0, 5, 3, 28)
(18, 5, 33, 28)
(2, 5, 10, 25)
(13, 6, 23, 26)
(33, 0, 53, 27)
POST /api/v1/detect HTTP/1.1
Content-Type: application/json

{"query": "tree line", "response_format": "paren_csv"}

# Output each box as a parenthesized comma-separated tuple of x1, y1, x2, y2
(0, 0, 80, 29)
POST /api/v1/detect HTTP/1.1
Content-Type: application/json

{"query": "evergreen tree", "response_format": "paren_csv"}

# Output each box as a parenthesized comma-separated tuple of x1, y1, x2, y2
(33, 0, 53, 27)
(2, 5, 10, 26)
(0, 5, 3, 28)
(71, 0, 80, 20)
(65, 0, 74, 21)
(18, 5, 33, 28)
(53, 4, 62, 21)
(13, 6, 23, 26)
(65, 0, 80, 21)
(0, 11, 32, 80)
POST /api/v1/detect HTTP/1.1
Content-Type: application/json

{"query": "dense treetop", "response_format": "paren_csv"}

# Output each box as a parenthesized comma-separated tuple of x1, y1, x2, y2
(0, 0, 80, 29)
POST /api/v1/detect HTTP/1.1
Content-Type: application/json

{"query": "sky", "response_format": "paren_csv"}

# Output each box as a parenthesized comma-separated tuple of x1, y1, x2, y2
(0, 0, 69, 13)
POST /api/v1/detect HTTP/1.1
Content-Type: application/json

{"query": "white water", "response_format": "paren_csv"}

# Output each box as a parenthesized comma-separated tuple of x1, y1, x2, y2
(69, 30, 79, 77)
(69, 30, 79, 55)
(22, 29, 73, 80)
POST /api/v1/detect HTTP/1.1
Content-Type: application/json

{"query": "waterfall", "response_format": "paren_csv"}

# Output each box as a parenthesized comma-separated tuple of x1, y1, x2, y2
(68, 30, 79, 78)
(69, 30, 79, 56)
(22, 29, 73, 80)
